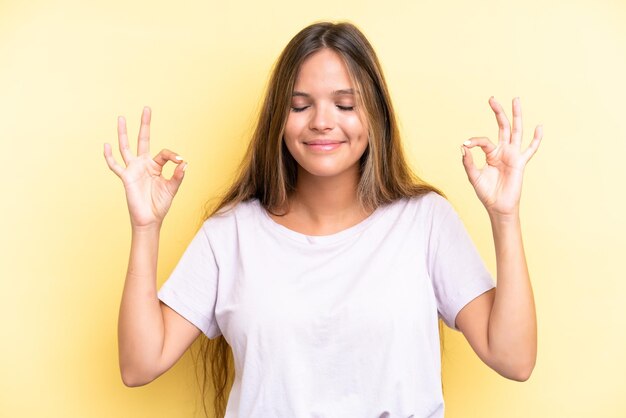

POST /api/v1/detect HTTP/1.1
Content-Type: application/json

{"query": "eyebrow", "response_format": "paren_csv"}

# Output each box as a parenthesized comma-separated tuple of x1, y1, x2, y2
(292, 88, 356, 97)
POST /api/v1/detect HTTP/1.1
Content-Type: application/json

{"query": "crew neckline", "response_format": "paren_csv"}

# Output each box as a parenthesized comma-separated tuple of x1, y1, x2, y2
(254, 199, 389, 245)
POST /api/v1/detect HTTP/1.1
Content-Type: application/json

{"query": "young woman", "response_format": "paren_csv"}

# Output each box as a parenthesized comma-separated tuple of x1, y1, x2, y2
(104, 21, 541, 418)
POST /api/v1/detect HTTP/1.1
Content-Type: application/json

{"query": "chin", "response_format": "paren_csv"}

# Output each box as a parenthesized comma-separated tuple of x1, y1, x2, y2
(297, 163, 359, 179)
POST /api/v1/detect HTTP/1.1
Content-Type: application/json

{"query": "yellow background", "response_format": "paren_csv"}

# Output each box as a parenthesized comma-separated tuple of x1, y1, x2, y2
(1, 0, 625, 416)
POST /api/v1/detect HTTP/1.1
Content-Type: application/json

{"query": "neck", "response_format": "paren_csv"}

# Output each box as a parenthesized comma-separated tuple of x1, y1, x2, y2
(288, 166, 368, 227)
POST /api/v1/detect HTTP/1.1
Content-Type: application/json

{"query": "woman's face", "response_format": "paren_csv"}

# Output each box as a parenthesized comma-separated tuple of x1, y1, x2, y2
(284, 48, 369, 181)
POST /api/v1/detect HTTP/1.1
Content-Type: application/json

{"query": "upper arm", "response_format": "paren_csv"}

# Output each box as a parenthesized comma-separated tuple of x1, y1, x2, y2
(455, 288, 495, 366)
(152, 223, 221, 380)
(154, 301, 203, 378)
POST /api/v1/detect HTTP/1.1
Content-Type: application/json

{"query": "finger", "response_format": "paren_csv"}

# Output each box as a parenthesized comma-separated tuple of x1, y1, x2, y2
(463, 136, 497, 156)
(522, 125, 543, 163)
(153, 148, 184, 167)
(103, 142, 124, 177)
(117, 116, 134, 165)
(488, 96, 511, 145)
(511, 97, 523, 145)
(137, 106, 151, 156)
(461, 145, 480, 185)
(166, 161, 188, 197)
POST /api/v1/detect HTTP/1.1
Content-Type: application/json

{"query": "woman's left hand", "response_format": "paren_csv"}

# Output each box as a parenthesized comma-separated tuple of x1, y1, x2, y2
(461, 96, 543, 219)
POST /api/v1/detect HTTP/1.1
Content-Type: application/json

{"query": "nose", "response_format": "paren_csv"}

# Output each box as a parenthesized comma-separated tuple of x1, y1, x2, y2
(309, 103, 335, 132)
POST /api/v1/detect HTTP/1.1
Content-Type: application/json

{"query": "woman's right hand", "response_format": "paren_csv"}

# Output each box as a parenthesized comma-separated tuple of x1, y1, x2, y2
(103, 107, 187, 229)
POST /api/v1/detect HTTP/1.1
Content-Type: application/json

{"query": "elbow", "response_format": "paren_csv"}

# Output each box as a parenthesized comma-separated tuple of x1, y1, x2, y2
(490, 353, 536, 382)
(121, 371, 150, 388)
(120, 365, 158, 388)
(488, 343, 537, 382)
(121, 373, 148, 388)
(509, 367, 532, 382)
(506, 359, 536, 382)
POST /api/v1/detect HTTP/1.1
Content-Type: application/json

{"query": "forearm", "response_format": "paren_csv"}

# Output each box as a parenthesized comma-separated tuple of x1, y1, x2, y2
(487, 212, 537, 380)
(118, 225, 165, 386)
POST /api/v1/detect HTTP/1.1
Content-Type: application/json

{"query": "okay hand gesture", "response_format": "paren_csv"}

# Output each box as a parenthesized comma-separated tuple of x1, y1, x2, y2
(103, 107, 187, 229)
(461, 97, 542, 219)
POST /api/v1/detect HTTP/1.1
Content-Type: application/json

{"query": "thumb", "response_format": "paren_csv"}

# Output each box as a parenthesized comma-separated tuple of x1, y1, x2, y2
(166, 161, 187, 196)
(461, 145, 480, 186)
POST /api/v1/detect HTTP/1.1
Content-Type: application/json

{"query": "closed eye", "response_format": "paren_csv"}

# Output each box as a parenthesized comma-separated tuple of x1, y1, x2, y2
(290, 105, 355, 113)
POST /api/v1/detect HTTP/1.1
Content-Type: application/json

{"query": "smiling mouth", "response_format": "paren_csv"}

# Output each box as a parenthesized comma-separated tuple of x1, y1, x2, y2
(303, 140, 346, 145)
(303, 141, 345, 151)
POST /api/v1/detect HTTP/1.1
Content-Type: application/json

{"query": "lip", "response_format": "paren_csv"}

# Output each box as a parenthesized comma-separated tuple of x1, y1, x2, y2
(303, 139, 345, 145)
(303, 139, 345, 152)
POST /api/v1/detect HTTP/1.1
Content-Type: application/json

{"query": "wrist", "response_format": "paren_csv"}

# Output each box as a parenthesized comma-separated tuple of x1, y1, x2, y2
(131, 222, 162, 235)
(487, 209, 521, 226)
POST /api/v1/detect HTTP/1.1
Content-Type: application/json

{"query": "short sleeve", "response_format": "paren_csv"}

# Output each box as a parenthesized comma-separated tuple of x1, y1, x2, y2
(157, 224, 221, 339)
(426, 196, 496, 331)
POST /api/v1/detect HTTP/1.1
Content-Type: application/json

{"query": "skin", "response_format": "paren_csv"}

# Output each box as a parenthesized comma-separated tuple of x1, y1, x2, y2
(104, 110, 200, 386)
(273, 48, 372, 235)
(104, 47, 541, 386)
(456, 96, 542, 381)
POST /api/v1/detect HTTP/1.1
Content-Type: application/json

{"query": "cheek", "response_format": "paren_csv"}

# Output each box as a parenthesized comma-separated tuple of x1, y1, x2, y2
(284, 114, 305, 139)
(344, 114, 367, 138)
(283, 119, 296, 144)
(283, 119, 301, 157)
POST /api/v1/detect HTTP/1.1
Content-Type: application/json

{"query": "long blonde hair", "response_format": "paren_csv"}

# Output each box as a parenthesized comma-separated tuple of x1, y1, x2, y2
(194, 21, 446, 418)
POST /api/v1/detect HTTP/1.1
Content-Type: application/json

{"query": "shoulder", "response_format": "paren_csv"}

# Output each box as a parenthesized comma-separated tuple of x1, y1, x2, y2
(407, 191, 449, 208)
(367, 192, 455, 237)
(200, 198, 262, 235)
(391, 191, 455, 221)
(390, 192, 467, 244)
(212, 198, 260, 218)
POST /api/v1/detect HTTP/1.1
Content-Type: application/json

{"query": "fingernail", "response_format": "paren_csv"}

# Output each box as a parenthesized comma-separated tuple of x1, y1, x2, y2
(182, 163, 188, 171)
(175, 156, 183, 161)
(463, 140, 471, 146)
(460, 146, 466, 157)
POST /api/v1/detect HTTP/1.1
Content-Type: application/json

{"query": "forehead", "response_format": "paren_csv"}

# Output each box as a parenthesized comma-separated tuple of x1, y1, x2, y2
(293, 49, 355, 91)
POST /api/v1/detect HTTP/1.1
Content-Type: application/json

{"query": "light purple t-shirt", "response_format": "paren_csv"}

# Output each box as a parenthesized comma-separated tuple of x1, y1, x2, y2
(157, 192, 495, 418)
